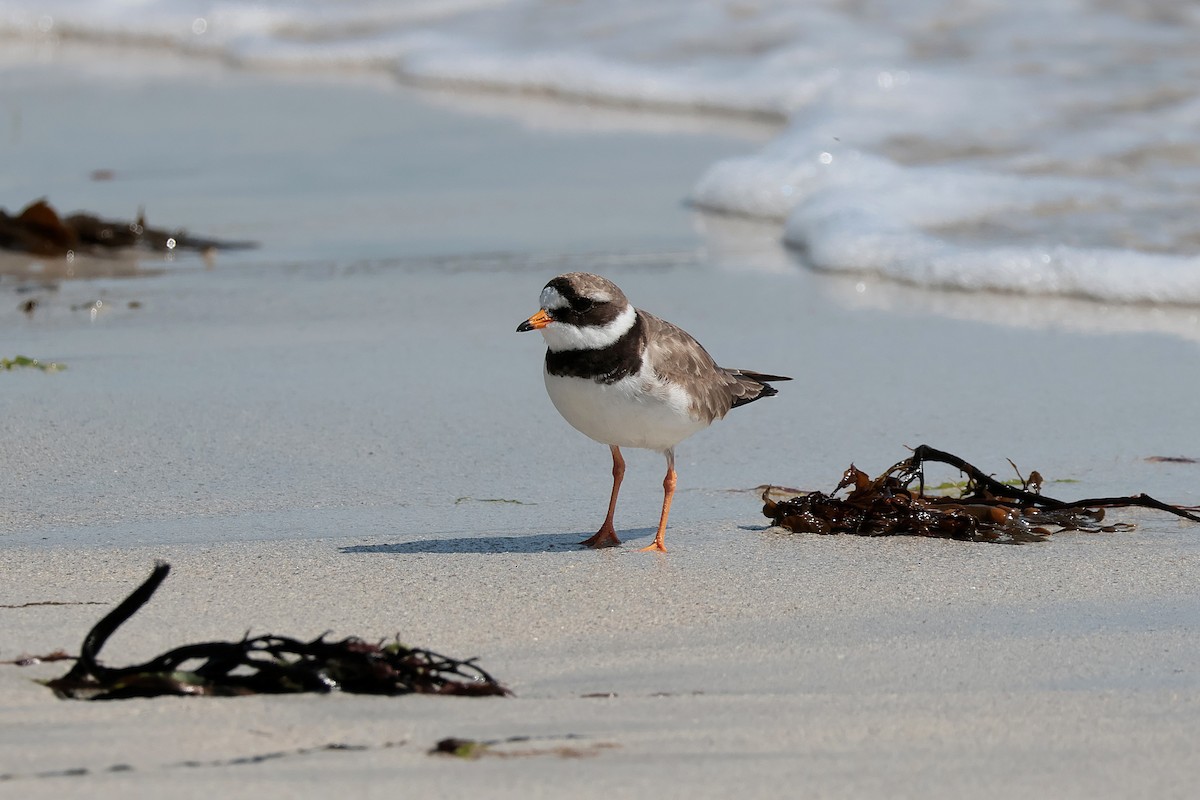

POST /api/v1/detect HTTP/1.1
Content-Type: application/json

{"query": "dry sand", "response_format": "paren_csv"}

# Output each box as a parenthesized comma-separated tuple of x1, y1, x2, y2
(2, 45, 1200, 798)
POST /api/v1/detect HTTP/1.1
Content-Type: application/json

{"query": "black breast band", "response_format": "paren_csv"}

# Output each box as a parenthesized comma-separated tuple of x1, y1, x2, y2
(545, 313, 645, 385)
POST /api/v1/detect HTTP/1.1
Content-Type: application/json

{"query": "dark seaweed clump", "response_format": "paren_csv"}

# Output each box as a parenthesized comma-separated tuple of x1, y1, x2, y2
(45, 563, 508, 700)
(764, 445, 1200, 544)
(1, 199, 255, 256)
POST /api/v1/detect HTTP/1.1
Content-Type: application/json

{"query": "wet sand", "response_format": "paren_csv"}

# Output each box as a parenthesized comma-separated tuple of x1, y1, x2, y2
(2, 46, 1200, 798)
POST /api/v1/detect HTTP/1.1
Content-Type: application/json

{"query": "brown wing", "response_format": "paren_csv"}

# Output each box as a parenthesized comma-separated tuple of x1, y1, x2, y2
(639, 310, 789, 424)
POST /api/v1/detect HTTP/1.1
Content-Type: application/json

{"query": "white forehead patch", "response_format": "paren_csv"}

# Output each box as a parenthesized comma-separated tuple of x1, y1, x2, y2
(540, 285, 569, 311)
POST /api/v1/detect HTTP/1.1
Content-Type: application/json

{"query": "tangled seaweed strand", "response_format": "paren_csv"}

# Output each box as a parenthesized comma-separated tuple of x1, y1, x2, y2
(46, 562, 509, 700)
(764, 444, 1200, 544)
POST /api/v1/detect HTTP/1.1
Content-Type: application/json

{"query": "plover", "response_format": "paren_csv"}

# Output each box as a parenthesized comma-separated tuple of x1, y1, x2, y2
(516, 272, 789, 552)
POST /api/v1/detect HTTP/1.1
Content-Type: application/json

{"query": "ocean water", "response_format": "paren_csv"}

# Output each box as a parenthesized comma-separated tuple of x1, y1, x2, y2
(4, 0, 1200, 305)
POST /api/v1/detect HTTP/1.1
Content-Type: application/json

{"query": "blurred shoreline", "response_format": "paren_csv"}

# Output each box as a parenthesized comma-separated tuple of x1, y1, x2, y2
(6, 0, 1200, 304)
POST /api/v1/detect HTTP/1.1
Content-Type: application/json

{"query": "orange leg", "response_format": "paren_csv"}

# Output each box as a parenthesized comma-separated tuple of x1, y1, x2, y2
(580, 445, 625, 548)
(639, 449, 675, 552)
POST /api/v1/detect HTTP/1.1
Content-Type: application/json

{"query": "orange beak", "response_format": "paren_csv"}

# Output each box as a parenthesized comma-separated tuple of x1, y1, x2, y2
(516, 308, 553, 332)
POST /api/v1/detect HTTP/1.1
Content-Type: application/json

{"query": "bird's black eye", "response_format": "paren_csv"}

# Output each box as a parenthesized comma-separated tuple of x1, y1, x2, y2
(575, 299, 594, 313)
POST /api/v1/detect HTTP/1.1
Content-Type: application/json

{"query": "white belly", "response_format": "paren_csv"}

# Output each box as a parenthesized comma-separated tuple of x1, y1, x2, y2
(543, 367, 709, 452)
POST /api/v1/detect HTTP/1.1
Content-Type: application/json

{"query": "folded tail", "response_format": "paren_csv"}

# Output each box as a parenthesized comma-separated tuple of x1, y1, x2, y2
(727, 369, 791, 408)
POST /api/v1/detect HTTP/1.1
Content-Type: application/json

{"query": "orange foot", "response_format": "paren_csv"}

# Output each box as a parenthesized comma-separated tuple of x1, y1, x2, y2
(638, 541, 667, 553)
(579, 527, 621, 548)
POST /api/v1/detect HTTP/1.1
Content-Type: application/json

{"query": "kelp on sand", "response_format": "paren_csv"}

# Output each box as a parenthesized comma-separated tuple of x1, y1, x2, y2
(43, 562, 509, 700)
(763, 445, 1200, 544)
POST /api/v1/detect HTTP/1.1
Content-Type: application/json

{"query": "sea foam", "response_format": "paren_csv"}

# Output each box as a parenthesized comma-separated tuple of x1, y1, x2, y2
(5, 0, 1200, 304)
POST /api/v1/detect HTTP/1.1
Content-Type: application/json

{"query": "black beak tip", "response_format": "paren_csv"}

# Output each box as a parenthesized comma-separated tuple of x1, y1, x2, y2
(516, 320, 534, 333)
